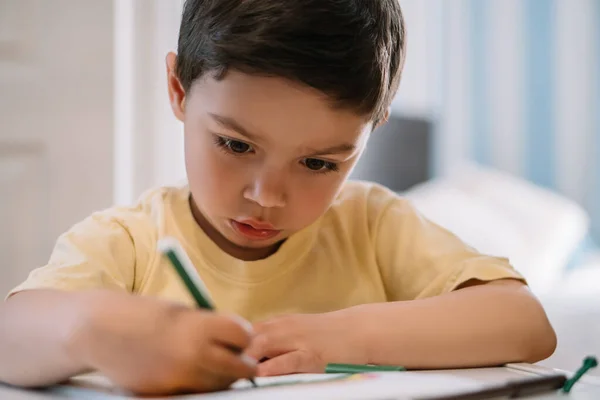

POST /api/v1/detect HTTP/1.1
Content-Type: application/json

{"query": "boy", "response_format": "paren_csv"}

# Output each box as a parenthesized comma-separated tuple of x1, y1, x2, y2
(0, 0, 556, 396)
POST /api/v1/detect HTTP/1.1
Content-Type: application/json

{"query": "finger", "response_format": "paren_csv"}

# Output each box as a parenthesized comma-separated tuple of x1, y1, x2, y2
(200, 314, 253, 351)
(180, 357, 245, 394)
(185, 370, 238, 394)
(244, 332, 294, 362)
(203, 343, 258, 379)
(128, 364, 234, 395)
(252, 318, 273, 334)
(256, 351, 309, 377)
(252, 317, 287, 336)
(225, 313, 254, 336)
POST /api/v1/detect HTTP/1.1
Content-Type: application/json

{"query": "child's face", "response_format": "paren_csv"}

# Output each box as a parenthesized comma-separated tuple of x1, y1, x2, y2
(166, 53, 373, 260)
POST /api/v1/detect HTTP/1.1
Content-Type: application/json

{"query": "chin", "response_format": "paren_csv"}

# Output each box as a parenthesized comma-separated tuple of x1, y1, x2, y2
(232, 235, 285, 249)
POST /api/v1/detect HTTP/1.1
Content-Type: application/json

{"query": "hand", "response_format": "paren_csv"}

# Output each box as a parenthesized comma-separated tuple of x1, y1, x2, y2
(69, 291, 257, 395)
(245, 311, 367, 376)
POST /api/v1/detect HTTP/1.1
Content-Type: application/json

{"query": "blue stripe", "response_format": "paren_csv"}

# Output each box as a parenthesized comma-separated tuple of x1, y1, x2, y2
(469, 0, 490, 165)
(432, 0, 447, 178)
(594, 0, 600, 240)
(523, 0, 556, 188)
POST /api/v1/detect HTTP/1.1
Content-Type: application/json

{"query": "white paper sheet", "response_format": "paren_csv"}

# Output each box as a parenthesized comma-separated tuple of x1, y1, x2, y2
(55, 372, 486, 400)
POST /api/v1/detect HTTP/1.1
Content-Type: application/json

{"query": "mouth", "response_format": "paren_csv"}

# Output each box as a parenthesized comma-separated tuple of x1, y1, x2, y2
(230, 219, 281, 241)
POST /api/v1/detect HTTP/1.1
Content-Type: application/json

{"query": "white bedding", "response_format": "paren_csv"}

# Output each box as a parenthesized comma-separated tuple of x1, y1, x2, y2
(402, 162, 594, 297)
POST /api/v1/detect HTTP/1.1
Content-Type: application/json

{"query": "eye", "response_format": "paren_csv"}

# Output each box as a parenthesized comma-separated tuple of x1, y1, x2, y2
(214, 136, 253, 154)
(305, 158, 326, 170)
(228, 140, 251, 153)
(302, 158, 339, 173)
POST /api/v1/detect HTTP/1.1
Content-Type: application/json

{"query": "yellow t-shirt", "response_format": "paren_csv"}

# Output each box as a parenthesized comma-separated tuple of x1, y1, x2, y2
(8, 181, 524, 322)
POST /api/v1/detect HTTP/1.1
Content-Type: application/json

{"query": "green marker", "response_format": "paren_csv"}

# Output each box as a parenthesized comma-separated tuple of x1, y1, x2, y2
(325, 363, 406, 374)
(562, 356, 598, 393)
(158, 237, 258, 388)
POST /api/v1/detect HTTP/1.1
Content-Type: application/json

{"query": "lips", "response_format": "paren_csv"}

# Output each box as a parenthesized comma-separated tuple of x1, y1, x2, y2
(230, 219, 281, 241)
(238, 219, 275, 230)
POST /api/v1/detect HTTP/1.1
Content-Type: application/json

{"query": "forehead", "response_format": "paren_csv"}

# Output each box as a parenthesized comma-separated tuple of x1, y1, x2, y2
(186, 70, 372, 148)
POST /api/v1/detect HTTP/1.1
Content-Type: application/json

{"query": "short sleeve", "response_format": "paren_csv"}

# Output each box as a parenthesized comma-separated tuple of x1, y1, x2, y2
(374, 197, 526, 301)
(6, 211, 143, 299)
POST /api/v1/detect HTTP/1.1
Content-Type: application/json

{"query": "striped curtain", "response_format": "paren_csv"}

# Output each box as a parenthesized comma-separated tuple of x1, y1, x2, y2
(431, 0, 600, 241)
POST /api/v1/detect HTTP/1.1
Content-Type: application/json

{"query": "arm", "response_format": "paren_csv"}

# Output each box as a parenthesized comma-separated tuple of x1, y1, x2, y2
(0, 289, 257, 394)
(347, 279, 557, 368)
(0, 213, 140, 387)
(0, 207, 256, 393)
(246, 279, 556, 375)
(0, 290, 95, 387)
(365, 196, 556, 367)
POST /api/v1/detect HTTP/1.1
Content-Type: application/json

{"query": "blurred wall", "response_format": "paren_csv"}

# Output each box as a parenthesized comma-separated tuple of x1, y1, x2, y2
(113, 0, 186, 206)
(0, 0, 115, 295)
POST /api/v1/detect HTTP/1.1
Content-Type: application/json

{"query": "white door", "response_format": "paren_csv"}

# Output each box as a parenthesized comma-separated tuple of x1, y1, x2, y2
(0, 0, 115, 296)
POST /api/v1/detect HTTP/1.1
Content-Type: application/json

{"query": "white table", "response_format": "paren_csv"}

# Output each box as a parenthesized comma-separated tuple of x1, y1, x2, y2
(418, 363, 600, 399)
(0, 363, 599, 399)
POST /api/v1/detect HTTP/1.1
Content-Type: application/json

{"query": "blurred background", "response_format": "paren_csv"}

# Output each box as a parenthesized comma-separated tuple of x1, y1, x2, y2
(0, 0, 598, 374)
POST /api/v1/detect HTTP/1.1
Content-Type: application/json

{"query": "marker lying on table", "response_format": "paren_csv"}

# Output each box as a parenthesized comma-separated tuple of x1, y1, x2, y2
(562, 356, 598, 393)
(325, 363, 406, 374)
(158, 237, 258, 388)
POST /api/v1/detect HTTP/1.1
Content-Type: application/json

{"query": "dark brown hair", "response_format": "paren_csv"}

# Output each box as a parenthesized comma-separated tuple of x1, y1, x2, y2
(176, 0, 406, 122)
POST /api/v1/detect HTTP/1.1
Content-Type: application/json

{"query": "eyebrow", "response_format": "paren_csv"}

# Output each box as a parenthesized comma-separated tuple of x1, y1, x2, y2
(209, 113, 260, 141)
(208, 112, 356, 156)
(305, 143, 356, 157)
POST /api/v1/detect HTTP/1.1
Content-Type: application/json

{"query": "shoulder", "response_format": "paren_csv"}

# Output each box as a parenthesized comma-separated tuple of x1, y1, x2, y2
(329, 180, 413, 220)
(65, 185, 188, 245)
(92, 185, 187, 222)
(132, 184, 189, 213)
(60, 185, 189, 288)
(320, 180, 416, 238)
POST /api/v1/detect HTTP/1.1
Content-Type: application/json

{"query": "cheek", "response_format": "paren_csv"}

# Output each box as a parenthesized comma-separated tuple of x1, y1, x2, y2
(289, 175, 346, 225)
(185, 135, 241, 209)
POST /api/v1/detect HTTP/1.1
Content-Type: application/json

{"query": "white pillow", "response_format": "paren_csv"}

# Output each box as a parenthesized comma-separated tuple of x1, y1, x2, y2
(403, 162, 590, 296)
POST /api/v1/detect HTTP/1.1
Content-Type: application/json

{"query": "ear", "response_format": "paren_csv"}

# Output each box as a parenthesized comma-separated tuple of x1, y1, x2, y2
(374, 107, 391, 130)
(166, 52, 186, 122)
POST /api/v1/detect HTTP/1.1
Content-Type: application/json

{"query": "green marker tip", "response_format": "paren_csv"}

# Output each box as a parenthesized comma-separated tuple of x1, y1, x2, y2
(583, 356, 598, 368)
(562, 356, 598, 393)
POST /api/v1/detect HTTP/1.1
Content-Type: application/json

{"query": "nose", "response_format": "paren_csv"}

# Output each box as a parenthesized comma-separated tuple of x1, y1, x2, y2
(243, 167, 286, 208)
